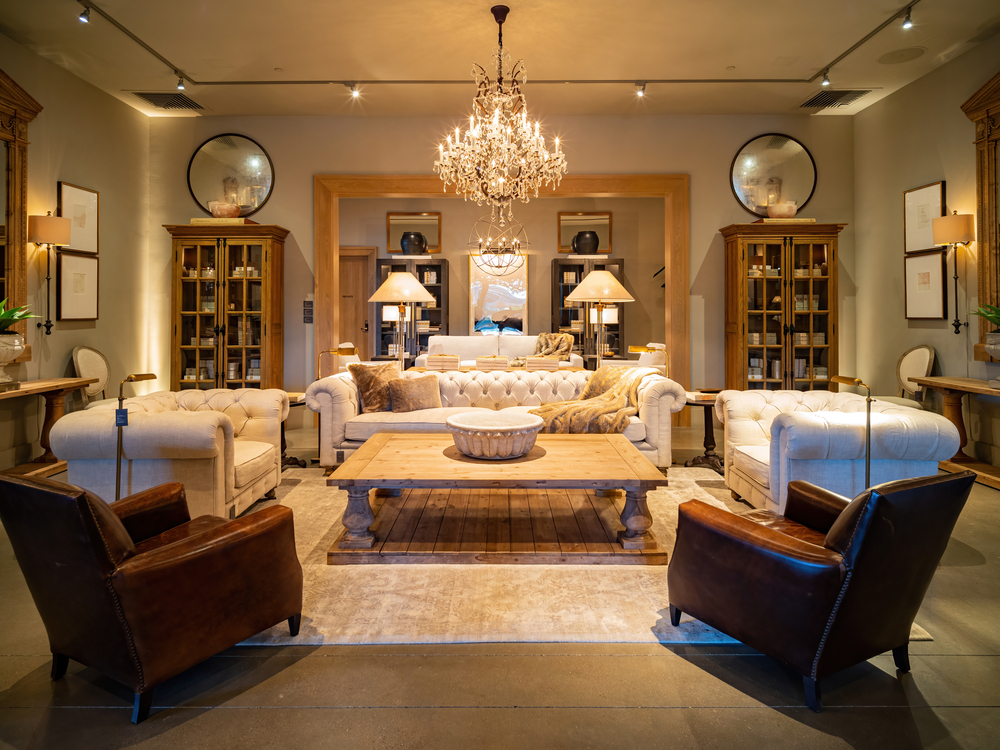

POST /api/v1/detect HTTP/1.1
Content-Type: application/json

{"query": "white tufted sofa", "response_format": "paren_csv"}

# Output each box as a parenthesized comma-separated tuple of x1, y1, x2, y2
(413, 335, 585, 369)
(715, 390, 960, 514)
(51, 389, 289, 519)
(306, 369, 686, 468)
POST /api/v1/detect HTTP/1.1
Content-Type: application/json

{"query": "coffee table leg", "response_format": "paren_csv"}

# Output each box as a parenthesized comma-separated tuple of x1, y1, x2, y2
(340, 487, 376, 549)
(618, 489, 657, 550)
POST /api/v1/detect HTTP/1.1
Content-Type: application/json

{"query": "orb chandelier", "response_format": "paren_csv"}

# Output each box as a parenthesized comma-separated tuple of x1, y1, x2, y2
(469, 213, 527, 277)
(434, 4, 567, 227)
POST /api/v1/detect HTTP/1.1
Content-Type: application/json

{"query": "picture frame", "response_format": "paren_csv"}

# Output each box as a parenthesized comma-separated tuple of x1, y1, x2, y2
(903, 249, 946, 320)
(58, 182, 100, 254)
(903, 181, 944, 254)
(57, 250, 99, 321)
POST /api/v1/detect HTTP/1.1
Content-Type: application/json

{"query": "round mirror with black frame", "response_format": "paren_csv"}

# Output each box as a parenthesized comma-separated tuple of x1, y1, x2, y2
(730, 133, 816, 219)
(187, 134, 274, 218)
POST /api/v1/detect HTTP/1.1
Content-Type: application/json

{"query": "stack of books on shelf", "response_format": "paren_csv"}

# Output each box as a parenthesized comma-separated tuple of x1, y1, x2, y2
(794, 268, 810, 277)
(427, 354, 460, 371)
(748, 357, 764, 380)
(794, 295, 820, 311)
(770, 359, 782, 380)
(814, 366, 828, 379)
(794, 332, 810, 346)
(198, 360, 215, 381)
(794, 359, 808, 378)
(526, 356, 559, 372)
(563, 271, 577, 284)
(765, 267, 779, 277)
(748, 268, 763, 277)
(748, 332, 777, 345)
(476, 356, 510, 371)
(748, 332, 762, 345)
(416, 320, 431, 332)
(422, 270, 438, 284)
(813, 332, 826, 345)
(183, 367, 197, 381)
(247, 356, 261, 381)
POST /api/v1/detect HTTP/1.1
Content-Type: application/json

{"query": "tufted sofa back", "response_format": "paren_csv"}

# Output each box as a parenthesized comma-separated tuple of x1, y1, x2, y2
(430, 370, 590, 408)
(119, 389, 289, 442)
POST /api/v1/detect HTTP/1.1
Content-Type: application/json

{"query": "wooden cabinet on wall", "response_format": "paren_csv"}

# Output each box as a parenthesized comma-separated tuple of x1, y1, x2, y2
(721, 223, 846, 392)
(551, 257, 626, 357)
(165, 224, 288, 391)
(372, 257, 449, 359)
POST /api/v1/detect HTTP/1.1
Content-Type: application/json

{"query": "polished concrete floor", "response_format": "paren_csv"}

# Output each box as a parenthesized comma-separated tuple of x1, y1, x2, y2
(0, 426, 997, 749)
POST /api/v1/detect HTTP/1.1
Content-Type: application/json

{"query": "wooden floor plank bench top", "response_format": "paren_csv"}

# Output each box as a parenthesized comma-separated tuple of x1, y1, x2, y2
(326, 432, 669, 565)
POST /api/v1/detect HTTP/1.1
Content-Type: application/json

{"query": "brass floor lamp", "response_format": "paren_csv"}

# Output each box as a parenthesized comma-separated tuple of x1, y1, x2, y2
(832, 375, 872, 489)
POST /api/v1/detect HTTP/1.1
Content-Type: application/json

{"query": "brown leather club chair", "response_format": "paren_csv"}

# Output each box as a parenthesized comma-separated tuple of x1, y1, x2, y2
(667, 471, 976, 711)
(0, 475, 303, 723)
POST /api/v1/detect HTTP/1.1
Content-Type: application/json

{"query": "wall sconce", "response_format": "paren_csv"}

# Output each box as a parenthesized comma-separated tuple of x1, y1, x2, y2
(27, 212, 72, 336)
(932, 211, 975, 335)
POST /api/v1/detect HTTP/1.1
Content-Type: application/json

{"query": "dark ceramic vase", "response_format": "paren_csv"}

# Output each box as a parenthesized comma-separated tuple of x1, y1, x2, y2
(572, 231, 600, 254)
(400, 231, 428, 255)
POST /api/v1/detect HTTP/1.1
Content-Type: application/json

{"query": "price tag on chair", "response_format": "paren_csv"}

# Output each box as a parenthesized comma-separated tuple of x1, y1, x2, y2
(115, 409, 128, 427)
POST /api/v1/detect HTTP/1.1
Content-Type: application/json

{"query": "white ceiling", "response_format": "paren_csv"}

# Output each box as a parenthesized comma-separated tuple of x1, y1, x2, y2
(1, 0, 999, 118)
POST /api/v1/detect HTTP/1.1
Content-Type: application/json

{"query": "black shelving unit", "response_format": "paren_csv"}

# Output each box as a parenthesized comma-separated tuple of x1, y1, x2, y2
(550, 257, 626, 358)
(372, 257, 449, 359)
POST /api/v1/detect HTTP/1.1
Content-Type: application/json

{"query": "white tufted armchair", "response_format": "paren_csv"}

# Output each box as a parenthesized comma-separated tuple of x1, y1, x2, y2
(715, 390, 960, 514)
(305, 369, 686, 468)
(51, 389, 290, 519)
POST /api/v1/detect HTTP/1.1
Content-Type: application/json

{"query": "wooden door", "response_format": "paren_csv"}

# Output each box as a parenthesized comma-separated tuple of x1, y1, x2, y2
(339, 255, 370, 360)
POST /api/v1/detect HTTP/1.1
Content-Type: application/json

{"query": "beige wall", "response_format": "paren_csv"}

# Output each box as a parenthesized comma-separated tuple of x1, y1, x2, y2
(0, 34, 149, 470)
(150, 114, 855, 395)
(853, 33, 1000, 461)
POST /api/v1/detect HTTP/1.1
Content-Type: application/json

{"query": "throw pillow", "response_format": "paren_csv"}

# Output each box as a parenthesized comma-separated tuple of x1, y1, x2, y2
(348, 362, 399, 413)
(389, 375, 443, 413)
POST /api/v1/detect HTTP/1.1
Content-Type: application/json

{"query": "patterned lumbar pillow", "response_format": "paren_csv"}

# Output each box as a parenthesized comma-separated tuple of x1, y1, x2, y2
(348, 362, 399, 413)
(388, 374, 443, 413)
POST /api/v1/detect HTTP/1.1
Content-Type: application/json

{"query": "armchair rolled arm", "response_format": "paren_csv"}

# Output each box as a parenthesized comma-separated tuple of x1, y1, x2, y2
(111, 506, 303, 685)
(111, 483, 191, 543)
(784, 481, 851, 534)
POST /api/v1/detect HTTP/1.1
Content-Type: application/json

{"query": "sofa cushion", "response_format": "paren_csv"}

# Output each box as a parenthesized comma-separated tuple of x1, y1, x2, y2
(348, 362, 399, 413)
(345, 407, 488, 441)
(501, 406, 646, 441)
(733, 444, 770, 488)
(389, 375, 443, 413)
(498, 336, 538, 359)
(427, 335, 498, 360)
(233, 440, 275, 488)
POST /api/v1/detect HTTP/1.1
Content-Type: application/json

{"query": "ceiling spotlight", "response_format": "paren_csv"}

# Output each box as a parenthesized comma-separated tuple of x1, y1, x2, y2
(176, 76, 185, 90)
(635, 82, 646, 98)
(346, 83, 359, 98)
(902, 7, 913, 28)
(79, 6, 90, 23)
(821, 71, 831, 86)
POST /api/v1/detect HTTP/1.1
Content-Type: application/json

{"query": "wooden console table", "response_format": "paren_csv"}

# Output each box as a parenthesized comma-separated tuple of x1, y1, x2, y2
(0, 377, 97, 478)
(911, 376, 1000, 489)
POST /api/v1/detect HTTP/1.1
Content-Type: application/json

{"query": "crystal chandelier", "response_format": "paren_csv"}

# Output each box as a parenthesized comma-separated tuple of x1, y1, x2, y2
(469, 213, 527, 277)
(434, 5, 567, 226)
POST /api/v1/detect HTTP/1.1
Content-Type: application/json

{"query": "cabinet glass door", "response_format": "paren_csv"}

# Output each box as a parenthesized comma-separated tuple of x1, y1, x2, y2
(745, 241, 785, 389)
(375, 260, 410, 359)
(223, 242, 264, 389)
(790, 241, 831, 390)
(179, 243, 219, 390)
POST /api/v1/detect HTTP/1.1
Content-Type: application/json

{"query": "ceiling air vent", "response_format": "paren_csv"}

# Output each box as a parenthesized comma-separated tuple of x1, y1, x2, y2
(799, 90, 873, 110)
(130, 91, 204, 111)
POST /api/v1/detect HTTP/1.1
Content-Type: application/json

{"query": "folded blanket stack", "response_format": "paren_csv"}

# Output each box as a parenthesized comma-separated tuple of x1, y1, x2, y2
(426, 354, 461, 371)
(525, 356, 560, 372)
(475, 355, 510, 371)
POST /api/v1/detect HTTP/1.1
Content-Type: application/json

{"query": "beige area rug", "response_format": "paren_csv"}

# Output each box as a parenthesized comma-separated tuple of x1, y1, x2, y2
(242, 467, 931, 646)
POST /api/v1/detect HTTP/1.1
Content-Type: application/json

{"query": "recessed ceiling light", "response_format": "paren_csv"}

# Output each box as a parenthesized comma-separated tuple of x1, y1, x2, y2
(877, 47, 926, 65)
(726, 66, 736, 71)
(274, 67, 284, 72)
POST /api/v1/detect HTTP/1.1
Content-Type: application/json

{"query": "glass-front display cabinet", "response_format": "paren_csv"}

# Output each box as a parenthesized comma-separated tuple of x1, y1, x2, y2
(551, 257, 626, 357)
(721, 223, 846, 391)
(372, 257, 449, 360)
(165, 224, 288, 390)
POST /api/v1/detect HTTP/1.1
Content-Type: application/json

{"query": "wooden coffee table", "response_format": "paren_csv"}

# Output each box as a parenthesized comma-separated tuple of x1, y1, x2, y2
(327, 432, 669, 564)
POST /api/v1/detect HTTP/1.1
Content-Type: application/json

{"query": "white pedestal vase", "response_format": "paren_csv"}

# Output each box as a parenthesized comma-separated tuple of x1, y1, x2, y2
(0, 332, 25, 391)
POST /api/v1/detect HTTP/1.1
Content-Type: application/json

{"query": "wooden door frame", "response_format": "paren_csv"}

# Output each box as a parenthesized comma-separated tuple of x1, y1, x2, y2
(314, 174, 690, 422)
(337, 246, 376, 371)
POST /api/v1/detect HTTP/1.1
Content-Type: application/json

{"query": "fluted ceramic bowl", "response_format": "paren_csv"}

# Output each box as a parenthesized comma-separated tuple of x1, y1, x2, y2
(208, 201, 241, 218)
(446, 411, 544, 460)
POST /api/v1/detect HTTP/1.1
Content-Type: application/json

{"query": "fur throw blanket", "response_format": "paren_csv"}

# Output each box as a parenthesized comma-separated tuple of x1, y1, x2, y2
(511, 332, 575, 366)
(528, 366, 660, 434)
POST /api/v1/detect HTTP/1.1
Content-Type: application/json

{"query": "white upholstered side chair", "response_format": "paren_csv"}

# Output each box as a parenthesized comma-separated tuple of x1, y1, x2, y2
(71, 346, 117, 409)
(875, 345, 935, 410)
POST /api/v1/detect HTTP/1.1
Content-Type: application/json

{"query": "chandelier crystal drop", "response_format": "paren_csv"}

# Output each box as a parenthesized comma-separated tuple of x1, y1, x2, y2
(434, 5, 567, 227)
(469, 213, 527, 277)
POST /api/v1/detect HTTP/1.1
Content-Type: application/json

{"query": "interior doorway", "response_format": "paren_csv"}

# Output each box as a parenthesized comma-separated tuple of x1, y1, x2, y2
(338, 247, 376, 363)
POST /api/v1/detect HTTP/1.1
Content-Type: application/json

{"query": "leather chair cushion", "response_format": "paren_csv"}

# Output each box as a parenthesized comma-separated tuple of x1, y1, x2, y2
(233, 440, 275, 488)
(733, 444, 770, 488)
(134, 515, 230, 555)
(740, 509, 828, 547)
(345, 407, 486, 441)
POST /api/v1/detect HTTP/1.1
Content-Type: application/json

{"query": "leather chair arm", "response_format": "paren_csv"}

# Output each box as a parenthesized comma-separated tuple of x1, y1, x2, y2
(110, 483, 191, 543)
(784, 481, 851, 533)
(111, 505, 303, 690)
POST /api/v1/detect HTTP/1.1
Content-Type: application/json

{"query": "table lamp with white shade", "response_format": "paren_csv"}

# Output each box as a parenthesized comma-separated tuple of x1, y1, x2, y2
(931, 211, 975, 335)
(369, 272, 435, 371)
(566, 270, 634, 368)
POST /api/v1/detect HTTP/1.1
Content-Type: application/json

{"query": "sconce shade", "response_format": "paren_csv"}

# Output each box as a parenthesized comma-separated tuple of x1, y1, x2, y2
(932, 212, 975, 245)
(28, 215, 71, 246)
(382, 306, 412, 322)
(565, 270, 634, 303)
(589, 306, 619, 324)
(369, 272, 436, 304)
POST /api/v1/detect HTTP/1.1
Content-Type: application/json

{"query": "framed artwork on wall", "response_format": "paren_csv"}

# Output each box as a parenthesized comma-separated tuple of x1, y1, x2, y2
(903, 181, 944, 254)
(58, 182, 100, 254)
(469, 256, 526, 334)
(57, 250, 99, 321)
(904, 249, 946, 320)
